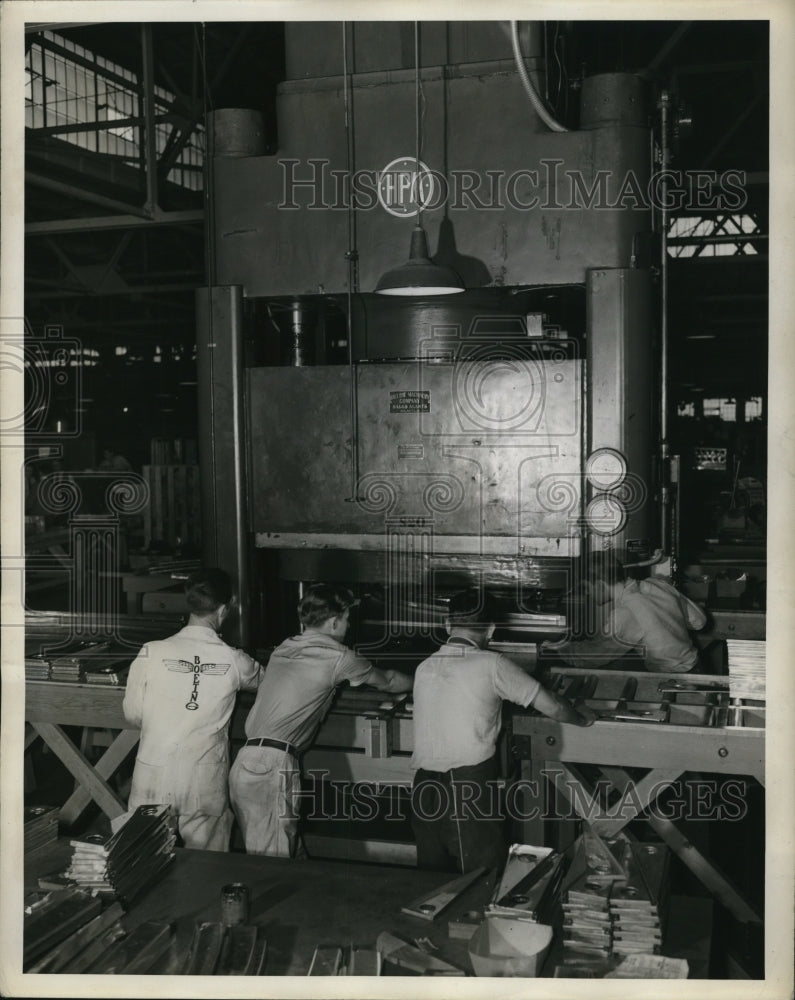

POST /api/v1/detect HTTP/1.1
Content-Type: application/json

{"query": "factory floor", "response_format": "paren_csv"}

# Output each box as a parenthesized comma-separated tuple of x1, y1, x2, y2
(22, 736, 764, 979)
(22, 579, 764, 978)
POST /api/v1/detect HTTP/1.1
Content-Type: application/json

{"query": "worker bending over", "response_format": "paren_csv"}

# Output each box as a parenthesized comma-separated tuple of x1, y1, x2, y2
(542, 552, 707, 672)
(411, 589, 595, 874)
(123, 568, 262, 851)
(230, 584, 412, 858)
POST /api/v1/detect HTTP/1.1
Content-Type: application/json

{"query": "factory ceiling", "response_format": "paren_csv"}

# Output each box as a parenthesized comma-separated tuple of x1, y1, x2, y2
(23, 19, 768, 407)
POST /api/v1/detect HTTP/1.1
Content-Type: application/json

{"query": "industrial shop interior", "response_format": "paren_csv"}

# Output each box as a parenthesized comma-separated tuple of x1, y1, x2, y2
(7, 12, 784, 986)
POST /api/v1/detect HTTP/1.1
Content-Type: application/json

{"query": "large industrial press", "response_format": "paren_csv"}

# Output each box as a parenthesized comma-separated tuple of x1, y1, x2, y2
(186, 22, 764, 866)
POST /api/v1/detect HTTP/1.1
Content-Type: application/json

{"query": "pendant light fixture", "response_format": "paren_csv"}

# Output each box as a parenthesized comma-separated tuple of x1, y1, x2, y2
(375, 23, 464, 296)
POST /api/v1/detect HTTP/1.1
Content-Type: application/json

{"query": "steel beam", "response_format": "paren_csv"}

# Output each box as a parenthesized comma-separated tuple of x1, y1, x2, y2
(644, 21, 693, 74)
(668, 233, 766, 246)
(141, 25, 159, 214)
(28, 114, 176, 137)
(196, 286, 249, 648)
(25, 210, 203, 236)
(26, 172, 150, 218)
(32, 33, 139, 93)
(26, 282, 199, 300)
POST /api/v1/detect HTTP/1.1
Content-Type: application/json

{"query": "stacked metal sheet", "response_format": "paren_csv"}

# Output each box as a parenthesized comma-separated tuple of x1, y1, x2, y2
(65, 804, 177, 906)
(24, 886, 102, 970)
(561, 835, 616, 961)
(726, 639, 766, 701)
(49, 657, 83, 681)
(82, 656, 131, 686)
(24, 805, 60, 857)
(560, 831, 670, 962)
(41, 640, 112, 682)
(25, 656, 50, 680)
(609, 838, 669, 957)
(26, 901, 126, 973)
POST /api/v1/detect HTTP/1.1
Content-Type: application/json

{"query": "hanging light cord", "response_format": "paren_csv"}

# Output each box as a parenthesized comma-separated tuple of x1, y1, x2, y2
(342, 22, 359, 292)
(415, 22, 422, 228)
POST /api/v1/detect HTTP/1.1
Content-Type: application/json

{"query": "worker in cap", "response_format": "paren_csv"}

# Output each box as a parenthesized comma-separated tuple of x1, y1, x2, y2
(230, 583, 412, 858)
(410, 589, 595, 874)
(541, 552, 707, 672)
(123, 568, 262, 851)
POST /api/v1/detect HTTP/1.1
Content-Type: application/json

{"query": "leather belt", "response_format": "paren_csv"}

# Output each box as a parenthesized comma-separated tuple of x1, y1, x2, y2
(244, 736, 298, 757)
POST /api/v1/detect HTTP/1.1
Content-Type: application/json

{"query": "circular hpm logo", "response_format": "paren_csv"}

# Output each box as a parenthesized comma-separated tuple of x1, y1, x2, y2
(377, 157, 438, 217)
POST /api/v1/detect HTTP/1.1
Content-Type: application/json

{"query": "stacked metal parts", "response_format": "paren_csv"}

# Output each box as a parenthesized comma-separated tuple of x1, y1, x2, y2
(727, 639, 766, 710)
(488, 844, 566, 924)
(547, 671, 738, 727)
(24, 655, 50, 680)
(24, 892, 173, 974)
(65, 804, 177, 905)
(23, 805, 59, 857)
(561, 829, 670, 962)
(29, 640, 114, 683)
(82, 654, 131, 686)
(48, 649, 91, 682)
(610, 838, 670, 958)
(182, 923, 268, 975)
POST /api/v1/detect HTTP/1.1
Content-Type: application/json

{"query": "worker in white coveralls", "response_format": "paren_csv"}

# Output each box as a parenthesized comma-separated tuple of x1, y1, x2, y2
(123, 568, 262, 851)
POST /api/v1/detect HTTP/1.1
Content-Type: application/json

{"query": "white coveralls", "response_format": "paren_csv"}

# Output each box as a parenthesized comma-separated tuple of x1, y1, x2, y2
(123, 623, 260, 851)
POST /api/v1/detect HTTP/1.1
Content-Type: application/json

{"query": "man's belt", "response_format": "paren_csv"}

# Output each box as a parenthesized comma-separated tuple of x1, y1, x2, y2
(244, 737, 299, 757)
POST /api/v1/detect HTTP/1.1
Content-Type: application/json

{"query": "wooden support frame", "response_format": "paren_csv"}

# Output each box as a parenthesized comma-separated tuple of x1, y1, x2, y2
(30, 722, 129, 822)
(516, 736, 764, 926)
(59, 728, 140, 826)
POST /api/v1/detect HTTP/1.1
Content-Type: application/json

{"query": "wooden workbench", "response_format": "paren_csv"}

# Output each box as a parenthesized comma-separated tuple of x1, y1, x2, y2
(510, 666, 765, 927)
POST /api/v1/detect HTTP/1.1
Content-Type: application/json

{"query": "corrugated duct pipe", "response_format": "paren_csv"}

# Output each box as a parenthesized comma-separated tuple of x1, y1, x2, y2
(510, 20, 569, 133)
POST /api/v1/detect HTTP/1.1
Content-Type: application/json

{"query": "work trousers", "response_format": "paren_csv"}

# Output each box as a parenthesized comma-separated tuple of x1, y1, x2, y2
(410, 755, 506, 874)
(178, 809, 234, 852)
(126, 793, 233, 853)
(229, 745, 302, 858)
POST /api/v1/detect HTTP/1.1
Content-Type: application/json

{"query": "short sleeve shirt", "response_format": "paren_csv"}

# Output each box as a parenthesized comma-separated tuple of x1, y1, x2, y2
(411, 642, 540, 773)
(243, 631, 375, 751)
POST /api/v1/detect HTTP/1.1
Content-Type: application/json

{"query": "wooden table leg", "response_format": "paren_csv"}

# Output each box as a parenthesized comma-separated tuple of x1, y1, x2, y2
(31, 722, 128, 822)
(517, 756, 547, 845)
(25, 724, 41, 793)
(59, 728, 140, 827)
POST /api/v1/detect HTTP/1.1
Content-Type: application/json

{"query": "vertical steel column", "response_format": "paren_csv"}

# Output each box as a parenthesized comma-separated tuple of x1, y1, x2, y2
(586, 268, 655, 557)
(658, 90, 671, 554)
(141, 25, 158, 215)
(195, 286, 249, 646)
